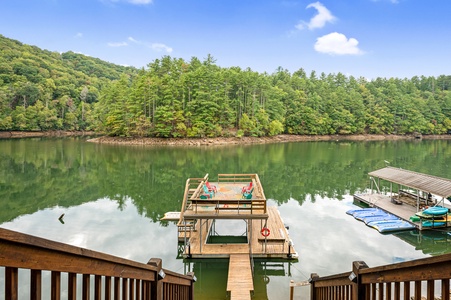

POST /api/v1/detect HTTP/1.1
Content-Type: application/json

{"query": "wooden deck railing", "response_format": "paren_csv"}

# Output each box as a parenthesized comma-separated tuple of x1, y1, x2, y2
(0, 227, 195, 300)
(308, 253, 451, 300)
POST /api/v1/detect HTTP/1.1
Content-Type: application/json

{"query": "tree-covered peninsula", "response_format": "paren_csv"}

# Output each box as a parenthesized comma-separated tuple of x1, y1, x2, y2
(1, 34, 451, 138)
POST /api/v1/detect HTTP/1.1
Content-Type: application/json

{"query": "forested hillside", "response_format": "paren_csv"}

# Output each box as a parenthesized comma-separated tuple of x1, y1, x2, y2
(0, 34, 137, 131)
(1, 34, 451, 137)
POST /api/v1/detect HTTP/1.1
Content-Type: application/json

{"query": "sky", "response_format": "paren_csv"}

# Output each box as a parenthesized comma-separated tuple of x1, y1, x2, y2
(1, 0, 450, 79)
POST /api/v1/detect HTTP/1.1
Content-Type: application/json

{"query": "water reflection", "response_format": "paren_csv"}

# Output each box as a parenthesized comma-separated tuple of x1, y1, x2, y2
(1, 198, 181, 269)
(2, 138, 451, 299)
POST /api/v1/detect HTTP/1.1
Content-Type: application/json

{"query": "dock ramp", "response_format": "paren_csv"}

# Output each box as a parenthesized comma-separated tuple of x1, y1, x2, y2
(227, 254, 254, 300)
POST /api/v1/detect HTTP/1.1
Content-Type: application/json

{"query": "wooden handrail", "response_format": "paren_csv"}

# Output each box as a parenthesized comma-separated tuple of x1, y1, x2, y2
(0, 227, 195, 300)
(308, 254, 451, 300)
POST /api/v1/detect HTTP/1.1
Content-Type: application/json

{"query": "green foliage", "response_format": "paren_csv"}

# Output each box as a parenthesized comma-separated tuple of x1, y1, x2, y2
(0, 34, 138, 132)
(2, 34, 451, 137)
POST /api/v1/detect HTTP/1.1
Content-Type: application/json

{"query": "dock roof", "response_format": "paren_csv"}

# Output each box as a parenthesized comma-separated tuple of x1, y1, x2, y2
(368, 167, 451, 199)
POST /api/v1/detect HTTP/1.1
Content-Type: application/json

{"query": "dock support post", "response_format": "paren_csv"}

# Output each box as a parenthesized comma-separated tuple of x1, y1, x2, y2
(288, 240, 293, 258)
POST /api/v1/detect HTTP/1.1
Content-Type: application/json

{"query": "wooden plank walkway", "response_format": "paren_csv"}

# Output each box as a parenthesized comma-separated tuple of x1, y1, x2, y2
(227, 254, 253, 300)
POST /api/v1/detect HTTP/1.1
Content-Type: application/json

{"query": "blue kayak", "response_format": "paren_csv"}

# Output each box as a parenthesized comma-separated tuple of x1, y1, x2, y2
(367, 220, 416, 233)
(352, 209, 387, 221)
(346, 208, 379, 215)
(363, 214, 399, 225)
(423, 206, 449, 216)
(422, 221, 446, 228)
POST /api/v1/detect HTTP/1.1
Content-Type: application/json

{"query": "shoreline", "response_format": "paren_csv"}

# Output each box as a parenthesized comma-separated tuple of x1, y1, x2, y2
(1, 131, 451, 146)
(88, 133, 451, 146)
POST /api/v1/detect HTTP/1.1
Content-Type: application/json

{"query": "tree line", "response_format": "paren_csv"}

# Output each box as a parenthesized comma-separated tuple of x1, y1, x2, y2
(1, 35, 451, 137)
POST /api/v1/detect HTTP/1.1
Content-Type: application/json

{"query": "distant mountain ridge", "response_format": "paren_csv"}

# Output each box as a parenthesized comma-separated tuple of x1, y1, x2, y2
(0, 34, 137, 131)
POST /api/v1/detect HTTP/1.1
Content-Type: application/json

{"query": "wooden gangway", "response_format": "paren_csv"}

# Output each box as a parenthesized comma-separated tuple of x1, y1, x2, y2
(227, 254, 254, 300)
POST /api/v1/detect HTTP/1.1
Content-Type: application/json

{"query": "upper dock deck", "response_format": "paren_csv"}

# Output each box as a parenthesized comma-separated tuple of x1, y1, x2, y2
(182, 174, 268, 220)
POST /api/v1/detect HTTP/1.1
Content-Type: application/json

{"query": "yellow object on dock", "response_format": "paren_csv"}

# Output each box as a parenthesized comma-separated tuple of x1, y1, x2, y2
(227, 254, 253, 300)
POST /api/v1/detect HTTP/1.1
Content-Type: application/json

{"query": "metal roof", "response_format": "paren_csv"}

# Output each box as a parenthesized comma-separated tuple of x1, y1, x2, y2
(368, 167, 451, 199)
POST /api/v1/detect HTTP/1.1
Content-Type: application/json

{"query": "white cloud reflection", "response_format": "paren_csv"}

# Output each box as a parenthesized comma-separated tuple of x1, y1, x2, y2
(1, 198, 180, 268)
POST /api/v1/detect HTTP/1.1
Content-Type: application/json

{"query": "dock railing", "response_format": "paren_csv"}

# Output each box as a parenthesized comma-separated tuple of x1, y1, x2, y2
(177, 174, 209, 240)
(307, 253, 451, 300)
(0, 227, 195, 300)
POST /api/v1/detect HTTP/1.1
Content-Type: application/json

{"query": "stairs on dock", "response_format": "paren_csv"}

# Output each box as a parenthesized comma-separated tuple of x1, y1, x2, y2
(177, 183, 200, 239)
(227, 254, 254, 300)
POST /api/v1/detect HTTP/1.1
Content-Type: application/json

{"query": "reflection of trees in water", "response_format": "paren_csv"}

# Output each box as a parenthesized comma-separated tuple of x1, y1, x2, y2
(393, 229, 451, 256)
(1, 138, 451, 224)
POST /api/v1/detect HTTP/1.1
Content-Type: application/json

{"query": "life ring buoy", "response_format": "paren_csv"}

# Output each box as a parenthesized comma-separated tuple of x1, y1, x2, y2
(261, 227, 270, 237)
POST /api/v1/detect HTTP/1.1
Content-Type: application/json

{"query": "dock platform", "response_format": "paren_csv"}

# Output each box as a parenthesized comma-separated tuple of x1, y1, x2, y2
(354, 167, 451, 231)
(177, 174, 298, 259)
(354, 193, 451, 230)
(175, 174, 297, 298)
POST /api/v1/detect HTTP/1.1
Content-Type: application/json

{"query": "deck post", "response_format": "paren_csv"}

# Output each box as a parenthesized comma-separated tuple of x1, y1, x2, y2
(148, 258, 163, 300)
(309, 273, 319, 300)
(351, 261, 368, 300)
(187, 272, 196, 300)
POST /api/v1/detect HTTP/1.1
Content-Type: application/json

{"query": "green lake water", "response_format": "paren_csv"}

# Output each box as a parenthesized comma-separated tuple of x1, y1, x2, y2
(1, 137, 451, 299)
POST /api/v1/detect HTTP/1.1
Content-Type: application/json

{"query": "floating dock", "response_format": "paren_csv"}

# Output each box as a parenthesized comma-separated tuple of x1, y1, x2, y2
(176, 174, 297, 259)
(354, 167, 451, 230)
(172, 174, 298, 298)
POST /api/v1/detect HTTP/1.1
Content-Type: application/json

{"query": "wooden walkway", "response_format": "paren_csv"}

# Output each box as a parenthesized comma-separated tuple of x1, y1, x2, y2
(227, 254, 254, 300)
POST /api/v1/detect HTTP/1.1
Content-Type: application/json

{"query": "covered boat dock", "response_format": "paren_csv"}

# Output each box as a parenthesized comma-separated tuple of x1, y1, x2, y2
(354, 167, 451, 230)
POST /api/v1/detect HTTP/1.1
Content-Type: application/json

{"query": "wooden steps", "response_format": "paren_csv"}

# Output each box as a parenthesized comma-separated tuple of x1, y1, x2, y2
(227, 254, 253, 300)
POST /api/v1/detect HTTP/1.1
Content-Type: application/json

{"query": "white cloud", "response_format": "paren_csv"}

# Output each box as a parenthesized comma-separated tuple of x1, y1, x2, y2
(74, 32, 83, 38)
(296, 1, 336, 30)
(151, 43, 173, 53)
(107, 41, 128, 47)
(314, 32, 364, 55)
(128, 36, 139, 43)
(128, 37, 173, 53)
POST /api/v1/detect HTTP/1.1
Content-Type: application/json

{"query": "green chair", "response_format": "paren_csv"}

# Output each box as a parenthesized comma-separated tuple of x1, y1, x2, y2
(242, 189, 253, 199)
(202, 184, 214, 198)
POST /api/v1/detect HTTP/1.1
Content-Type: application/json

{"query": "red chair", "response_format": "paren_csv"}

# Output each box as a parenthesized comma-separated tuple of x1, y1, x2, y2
(242, 181, 253, 193)
(206, 180, 217, 193)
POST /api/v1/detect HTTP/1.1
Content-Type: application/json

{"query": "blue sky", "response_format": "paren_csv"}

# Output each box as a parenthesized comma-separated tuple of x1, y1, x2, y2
(1, 0, 450, 79)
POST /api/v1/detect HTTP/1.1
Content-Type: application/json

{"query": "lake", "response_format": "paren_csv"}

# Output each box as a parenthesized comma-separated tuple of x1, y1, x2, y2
(1, 137, 451, 299)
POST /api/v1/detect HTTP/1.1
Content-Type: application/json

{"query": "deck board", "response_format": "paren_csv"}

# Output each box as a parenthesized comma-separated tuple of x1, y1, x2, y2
(227, 254, 253, 300)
